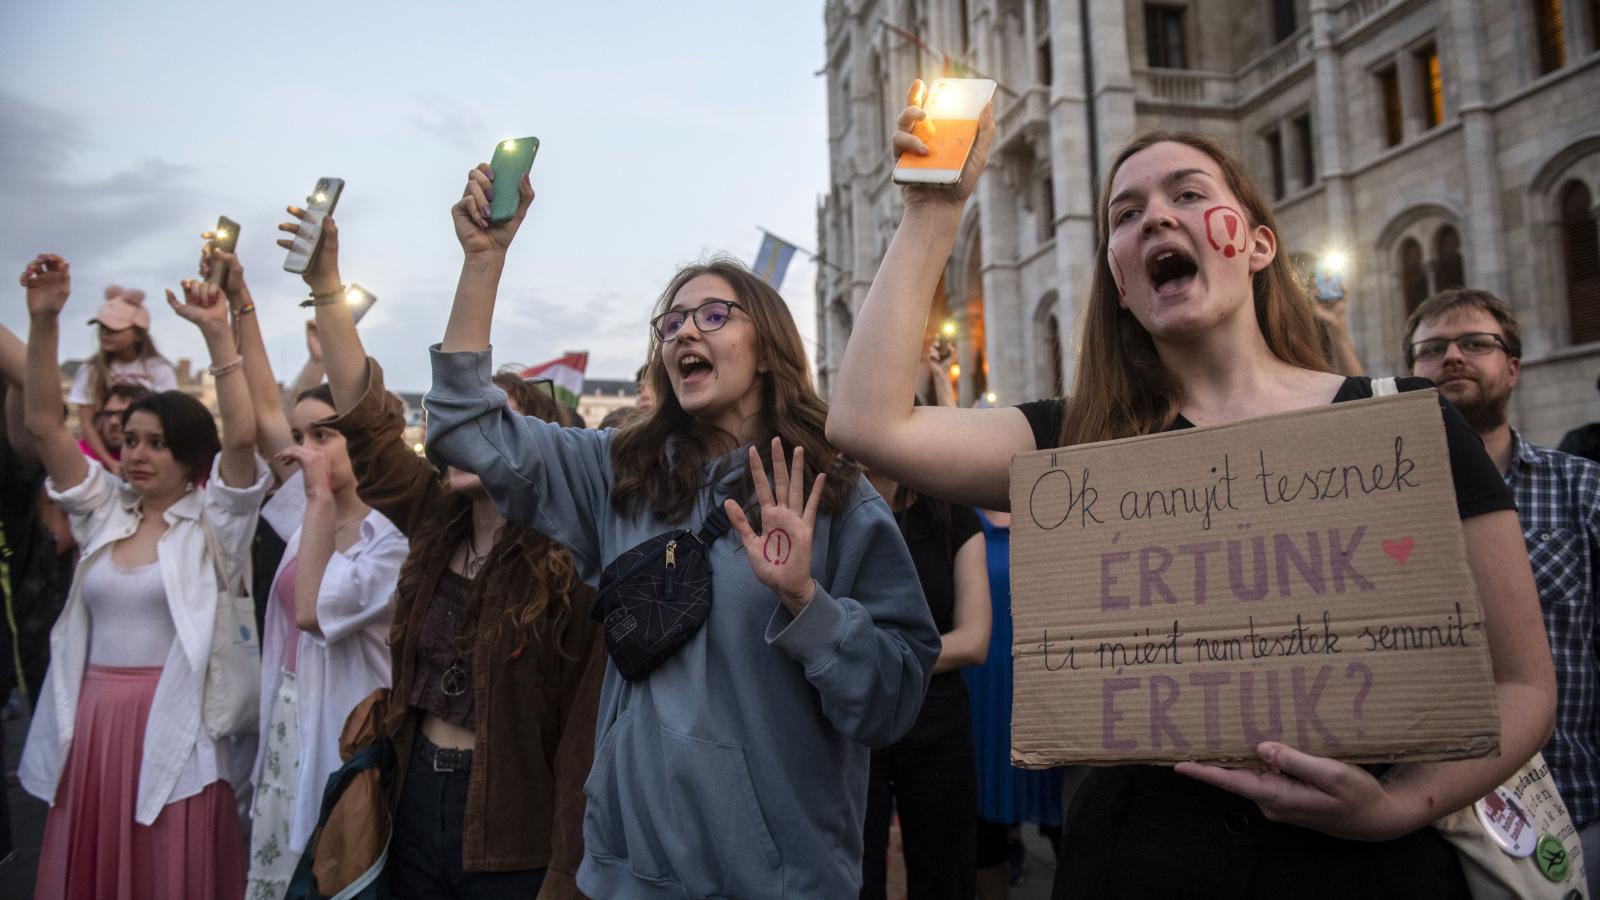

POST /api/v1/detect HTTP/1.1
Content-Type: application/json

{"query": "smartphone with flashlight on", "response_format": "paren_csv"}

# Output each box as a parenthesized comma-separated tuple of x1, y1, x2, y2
(206, 216, 240, 285)
(1314, 254, 1347, 303)
(893, 78, 997, 187)
(488, 137, 539, 223)
(344, 284, 378, 324)
(283, 177, 345, 274)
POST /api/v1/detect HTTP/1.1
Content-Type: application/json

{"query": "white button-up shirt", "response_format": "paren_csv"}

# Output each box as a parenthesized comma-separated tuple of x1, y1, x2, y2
(21, 456, 271, 825)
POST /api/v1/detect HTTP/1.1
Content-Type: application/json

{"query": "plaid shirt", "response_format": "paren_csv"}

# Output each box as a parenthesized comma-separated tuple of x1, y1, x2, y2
(1506, 430, 1600, 826)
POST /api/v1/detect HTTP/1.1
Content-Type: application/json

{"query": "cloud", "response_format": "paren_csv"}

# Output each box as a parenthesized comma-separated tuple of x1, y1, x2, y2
(0, 92, 198, 266)
(412, 94, 487, 153)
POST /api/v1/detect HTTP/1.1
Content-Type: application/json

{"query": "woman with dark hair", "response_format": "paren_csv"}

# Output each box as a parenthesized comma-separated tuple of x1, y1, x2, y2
(826, 86, 1556, 898)
(424, 165, 939, 897)
(213, 206, 606, 897)
(18, 255, 269, 897)
(202, 246, 408, 899)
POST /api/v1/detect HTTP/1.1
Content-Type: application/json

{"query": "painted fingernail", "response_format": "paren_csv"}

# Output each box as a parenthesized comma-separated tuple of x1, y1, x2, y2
(485, 188, 493, 201)
(482, 205, 491, 218)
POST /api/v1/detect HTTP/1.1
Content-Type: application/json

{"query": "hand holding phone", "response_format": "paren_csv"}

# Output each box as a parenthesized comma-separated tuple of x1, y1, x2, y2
(893, 78, 997, 189)
(205, 216, 240, 285)
(283, 178, 344, 275)
(1314, 265, 1346, 304)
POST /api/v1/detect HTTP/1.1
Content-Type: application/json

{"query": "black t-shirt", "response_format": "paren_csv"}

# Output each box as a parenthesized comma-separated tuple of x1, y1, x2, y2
(1016, 376, 1514, 519)
(895, 497, 983, 635)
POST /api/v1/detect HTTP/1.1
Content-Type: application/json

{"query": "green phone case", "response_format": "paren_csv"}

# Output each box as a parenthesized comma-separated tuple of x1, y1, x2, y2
(488, 137, 539, 223)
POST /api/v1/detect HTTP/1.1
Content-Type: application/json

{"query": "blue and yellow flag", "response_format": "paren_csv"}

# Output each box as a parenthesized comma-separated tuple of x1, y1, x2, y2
(753, 232, 798, 290)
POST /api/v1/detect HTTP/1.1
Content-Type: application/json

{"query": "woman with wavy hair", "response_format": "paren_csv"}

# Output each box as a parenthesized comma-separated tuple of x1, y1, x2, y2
(424, 164, 939, 897)
(826, 84, 1556, 898)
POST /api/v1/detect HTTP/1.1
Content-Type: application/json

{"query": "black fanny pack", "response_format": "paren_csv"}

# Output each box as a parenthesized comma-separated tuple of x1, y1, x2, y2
(591, 504, 733, 681)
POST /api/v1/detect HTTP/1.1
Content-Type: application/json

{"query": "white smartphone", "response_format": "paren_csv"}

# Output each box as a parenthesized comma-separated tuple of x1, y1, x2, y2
(892, 78, 997, 187)
(283, 177, 345, 274)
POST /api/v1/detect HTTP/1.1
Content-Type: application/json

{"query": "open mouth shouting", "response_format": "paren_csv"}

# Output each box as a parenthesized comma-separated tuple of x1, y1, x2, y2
(1145, 244, 1199, 296)
(676, 350, 715, 385)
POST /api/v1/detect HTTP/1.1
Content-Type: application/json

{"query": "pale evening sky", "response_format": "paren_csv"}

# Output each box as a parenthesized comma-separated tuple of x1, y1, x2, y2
(1, 1, 830, 391)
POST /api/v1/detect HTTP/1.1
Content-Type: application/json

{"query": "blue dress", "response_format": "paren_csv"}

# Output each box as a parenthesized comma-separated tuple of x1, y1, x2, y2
(961, 510, 1064, 826)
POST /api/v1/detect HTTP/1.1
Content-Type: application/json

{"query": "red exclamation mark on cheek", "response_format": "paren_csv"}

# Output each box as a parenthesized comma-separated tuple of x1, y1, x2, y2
(1223, 214, 1238, 258)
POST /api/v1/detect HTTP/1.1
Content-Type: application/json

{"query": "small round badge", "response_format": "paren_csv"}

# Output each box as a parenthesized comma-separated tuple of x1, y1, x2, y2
(1536, 834, 1571, 883)
(1474, 788, 1537, 857)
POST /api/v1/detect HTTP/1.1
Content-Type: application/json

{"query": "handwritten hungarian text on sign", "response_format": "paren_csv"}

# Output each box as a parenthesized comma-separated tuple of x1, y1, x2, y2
(1008, 391, 1499, 767)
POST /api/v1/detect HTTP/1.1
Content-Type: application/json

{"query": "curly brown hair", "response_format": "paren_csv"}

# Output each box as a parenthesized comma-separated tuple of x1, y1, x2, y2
(392, 372, 581, 658)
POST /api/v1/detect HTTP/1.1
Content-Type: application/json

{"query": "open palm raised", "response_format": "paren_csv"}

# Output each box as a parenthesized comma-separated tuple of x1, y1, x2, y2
(725, 438, 825, 615)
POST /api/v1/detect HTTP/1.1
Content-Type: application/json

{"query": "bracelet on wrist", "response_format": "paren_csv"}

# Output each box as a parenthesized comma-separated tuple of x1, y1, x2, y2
(299, 286, 346, 309)
(233, 302, 256, 317)
(208, 356, 245, 378)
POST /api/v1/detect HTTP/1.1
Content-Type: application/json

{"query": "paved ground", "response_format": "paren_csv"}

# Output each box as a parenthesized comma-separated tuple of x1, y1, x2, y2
(0, 705, 1058, 898)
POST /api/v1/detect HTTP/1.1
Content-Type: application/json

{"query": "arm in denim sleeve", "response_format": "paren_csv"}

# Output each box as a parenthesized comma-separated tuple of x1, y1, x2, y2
(764, 490, 940, 748)
(423, 345, 614, 581)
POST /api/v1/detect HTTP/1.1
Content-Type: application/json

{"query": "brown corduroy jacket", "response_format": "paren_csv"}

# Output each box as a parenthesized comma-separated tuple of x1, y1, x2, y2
(326, 358, 603, 897)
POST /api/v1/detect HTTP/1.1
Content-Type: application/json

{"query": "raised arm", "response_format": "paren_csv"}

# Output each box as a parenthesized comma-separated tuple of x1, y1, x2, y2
(165, 279, 257, 487)
(275, 212, 367, 413)
(19, 255, 89, 491)
(276, 442, 335, 635)
(826, 83, 1031, 510)
(440, 162, 535, 352)
(203, 234, 295, 481)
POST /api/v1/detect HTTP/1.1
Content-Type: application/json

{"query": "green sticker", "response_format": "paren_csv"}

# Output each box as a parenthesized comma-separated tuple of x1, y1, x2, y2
(1536, 833, 1571, 883)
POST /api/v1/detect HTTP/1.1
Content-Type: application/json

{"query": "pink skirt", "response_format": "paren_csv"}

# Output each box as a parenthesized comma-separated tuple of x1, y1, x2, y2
(35, 664, 245, 900)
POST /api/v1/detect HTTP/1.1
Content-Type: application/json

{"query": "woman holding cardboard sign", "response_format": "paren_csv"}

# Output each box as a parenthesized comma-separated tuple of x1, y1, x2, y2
(827, 81, 1555, 897)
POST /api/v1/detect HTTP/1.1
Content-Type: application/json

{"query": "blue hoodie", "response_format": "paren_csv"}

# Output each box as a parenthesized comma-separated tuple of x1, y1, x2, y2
(425, 347, 939, 898)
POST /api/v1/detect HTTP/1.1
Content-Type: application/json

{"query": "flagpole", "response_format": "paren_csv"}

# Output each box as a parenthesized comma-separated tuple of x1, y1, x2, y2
(876, 18, 1018, 97)
(756, 226, 845, 272)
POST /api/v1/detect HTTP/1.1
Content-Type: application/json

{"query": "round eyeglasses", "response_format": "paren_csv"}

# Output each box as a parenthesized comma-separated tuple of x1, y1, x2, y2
(651, 300, 744, 342)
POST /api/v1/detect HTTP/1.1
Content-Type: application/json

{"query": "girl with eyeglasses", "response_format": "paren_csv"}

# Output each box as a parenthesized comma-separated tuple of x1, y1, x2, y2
(826, 88, 1556, 899)
(424, 164, 939, 898)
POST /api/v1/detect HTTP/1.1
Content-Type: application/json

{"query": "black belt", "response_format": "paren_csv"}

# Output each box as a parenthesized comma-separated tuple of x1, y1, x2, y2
(415, 733, 473, 774)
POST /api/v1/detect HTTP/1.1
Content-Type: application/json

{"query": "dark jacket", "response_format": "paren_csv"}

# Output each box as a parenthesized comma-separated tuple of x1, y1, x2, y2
(326, 358, 602, 895)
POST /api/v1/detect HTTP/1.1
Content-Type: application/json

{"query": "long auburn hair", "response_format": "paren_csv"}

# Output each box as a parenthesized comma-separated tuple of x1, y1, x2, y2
(610, 258, 858, 523)
(392, 372, 580, 657)
(1059, 131, 1328, 448)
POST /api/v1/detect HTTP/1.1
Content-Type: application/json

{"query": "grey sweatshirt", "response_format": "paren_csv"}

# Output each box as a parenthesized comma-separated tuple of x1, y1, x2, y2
(425, 347, 940, 898)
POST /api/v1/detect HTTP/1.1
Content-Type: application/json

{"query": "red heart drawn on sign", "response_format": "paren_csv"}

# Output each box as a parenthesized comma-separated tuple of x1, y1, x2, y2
(1382, 537, 1415, 565)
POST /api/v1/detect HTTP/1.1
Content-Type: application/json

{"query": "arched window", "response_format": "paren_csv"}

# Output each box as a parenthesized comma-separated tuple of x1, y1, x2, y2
(1433, 225, 1465, 290)
(1399, 238, 1430, 314)
(1563, 181, 1600, 344)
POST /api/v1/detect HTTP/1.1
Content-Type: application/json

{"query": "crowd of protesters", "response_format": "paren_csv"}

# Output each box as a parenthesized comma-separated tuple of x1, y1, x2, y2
(0, 79, 1593, 900)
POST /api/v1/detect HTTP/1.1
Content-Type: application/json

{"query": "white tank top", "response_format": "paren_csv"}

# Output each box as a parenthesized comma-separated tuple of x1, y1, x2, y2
(81, 553, 176, 667)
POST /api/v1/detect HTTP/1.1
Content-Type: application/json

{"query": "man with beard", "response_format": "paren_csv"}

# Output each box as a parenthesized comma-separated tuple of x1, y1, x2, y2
(1407, 287, 1600, 898)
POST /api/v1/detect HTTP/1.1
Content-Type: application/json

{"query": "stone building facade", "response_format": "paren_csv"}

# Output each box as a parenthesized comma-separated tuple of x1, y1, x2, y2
(816, 0, 1600, 443)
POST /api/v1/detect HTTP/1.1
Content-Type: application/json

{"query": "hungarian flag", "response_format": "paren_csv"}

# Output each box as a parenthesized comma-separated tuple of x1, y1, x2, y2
(521, 352, 588, 407)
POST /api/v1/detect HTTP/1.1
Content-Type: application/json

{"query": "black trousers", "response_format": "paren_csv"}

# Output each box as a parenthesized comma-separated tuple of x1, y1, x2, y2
(860, 675, 977, 900)
(1050, 766, 1471, 900)
(390, 740, 546, 900)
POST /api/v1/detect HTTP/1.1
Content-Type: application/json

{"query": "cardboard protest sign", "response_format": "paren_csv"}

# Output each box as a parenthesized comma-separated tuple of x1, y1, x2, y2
(1009, 390, 1500, 767)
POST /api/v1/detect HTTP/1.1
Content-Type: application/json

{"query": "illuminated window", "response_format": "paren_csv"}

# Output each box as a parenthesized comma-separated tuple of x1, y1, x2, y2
(1377, 66, 1403, 148)
(1416, 44, 1442, 129)
(1531, 0, 1566, 75)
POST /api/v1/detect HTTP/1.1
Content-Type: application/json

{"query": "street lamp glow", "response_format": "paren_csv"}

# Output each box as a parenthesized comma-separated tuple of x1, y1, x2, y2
(949, 363, 961, 378)
(941, 320, 958, 337)
(984, 392, 997, 404)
